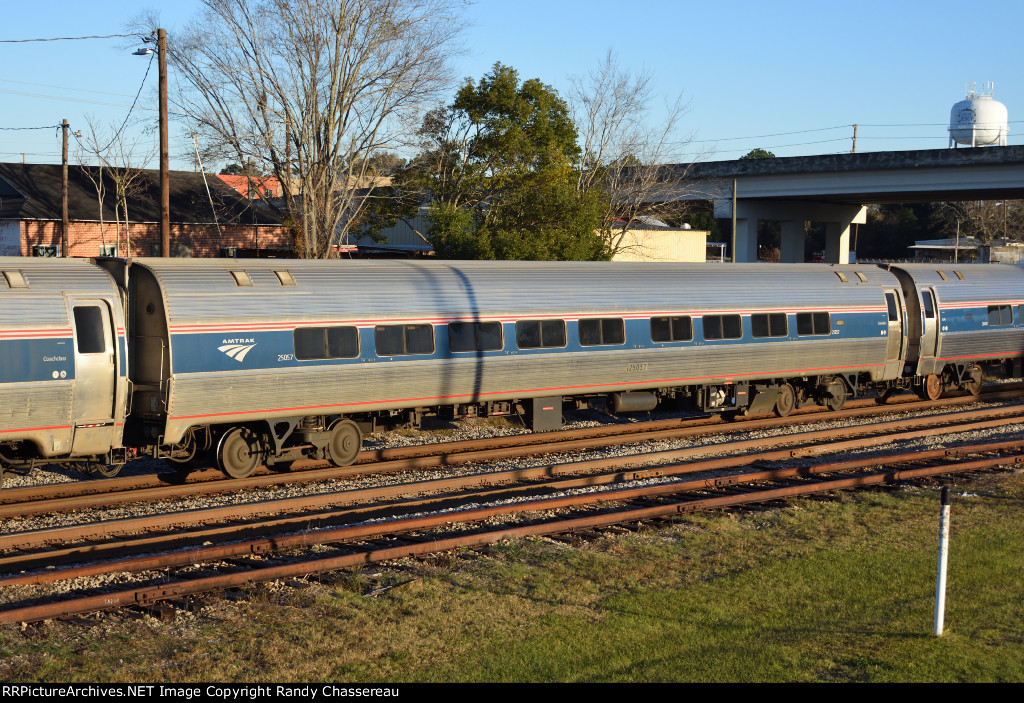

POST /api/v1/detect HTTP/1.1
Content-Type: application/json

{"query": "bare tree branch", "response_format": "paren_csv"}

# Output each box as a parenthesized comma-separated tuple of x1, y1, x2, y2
(568, 50, 707, 256)
(166, 0, 466, 258)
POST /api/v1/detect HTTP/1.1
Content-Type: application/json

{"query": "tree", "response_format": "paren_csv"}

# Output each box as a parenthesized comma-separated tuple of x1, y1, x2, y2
(411, 63, 607, 260)
(567, 51, 697, 257)
(75, 116, 156, 256)
(740, 148, 776, 159)
(219, 160, 262, 177)
(166, 0, 466, 258)
(934, 200, 1024, 246)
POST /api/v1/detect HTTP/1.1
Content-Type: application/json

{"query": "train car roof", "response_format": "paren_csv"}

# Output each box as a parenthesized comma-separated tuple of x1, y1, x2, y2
(125, 258, 904, 324)
(886, 263, 1024, 305)
(0, 256, 118, 294)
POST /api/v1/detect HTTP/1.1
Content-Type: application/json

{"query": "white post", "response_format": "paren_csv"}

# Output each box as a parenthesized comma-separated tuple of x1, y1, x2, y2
(934, 486, 951, 636)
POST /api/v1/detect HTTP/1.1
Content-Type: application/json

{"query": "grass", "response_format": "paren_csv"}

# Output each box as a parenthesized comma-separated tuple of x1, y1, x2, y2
(1, 471, 1022, 682)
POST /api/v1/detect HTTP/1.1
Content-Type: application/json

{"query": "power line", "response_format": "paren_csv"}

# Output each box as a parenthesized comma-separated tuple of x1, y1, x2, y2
(92, 50, 156, 153)
(691, 125, 852, 144)
(695, 119, 1024, 147)
(0, 88, 147, 110)
(0, 33, 141, 43)
(0, 77, 137, 99)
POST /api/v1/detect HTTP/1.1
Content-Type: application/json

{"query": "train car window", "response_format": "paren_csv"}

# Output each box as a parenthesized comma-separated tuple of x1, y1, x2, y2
(449, 321, 503, 352)
(751, 313, 788, 338)
(375, 324, 435, 356)
(702, 314, 742, 341)
(884, 293, 899, 322)
(796, 312, 831, 335)
(579, 318, 625, 346)
(987, 305, 1012, 326)
(922, 291, 936, 319)
(294, 326, 359, 360)
(1019, 305, 1024, 325)
(650, 316, 692, 342)
(326, 327, 359, 357)
(73, 306, 106, 354)
(516, 319, 566, 349)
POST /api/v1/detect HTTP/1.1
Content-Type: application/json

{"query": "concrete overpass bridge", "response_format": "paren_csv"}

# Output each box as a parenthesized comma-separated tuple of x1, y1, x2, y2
(661, 145, 1024, 262)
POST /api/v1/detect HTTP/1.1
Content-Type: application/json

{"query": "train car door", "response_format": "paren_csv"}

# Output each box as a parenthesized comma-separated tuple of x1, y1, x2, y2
(919, 288, 939, 365)
(883, 290, 905, 378)
(69, 299, 117, 456)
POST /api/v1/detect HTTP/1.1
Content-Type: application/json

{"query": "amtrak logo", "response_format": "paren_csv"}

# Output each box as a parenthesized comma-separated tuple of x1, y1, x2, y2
(218, 338, 257, 362)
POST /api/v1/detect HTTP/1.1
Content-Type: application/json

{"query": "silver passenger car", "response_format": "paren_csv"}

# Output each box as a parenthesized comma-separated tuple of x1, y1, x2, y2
(113, 258, 909, 477)
(0, 257, 128, 479)
(887, 263, 1024, 399)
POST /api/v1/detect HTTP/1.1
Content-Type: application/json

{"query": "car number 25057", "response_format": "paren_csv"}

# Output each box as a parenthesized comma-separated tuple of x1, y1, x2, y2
(626, 362, 648, 372)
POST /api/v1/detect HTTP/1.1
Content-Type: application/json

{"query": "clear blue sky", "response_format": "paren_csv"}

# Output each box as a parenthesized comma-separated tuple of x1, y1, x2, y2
(2, 0, 1022, 170)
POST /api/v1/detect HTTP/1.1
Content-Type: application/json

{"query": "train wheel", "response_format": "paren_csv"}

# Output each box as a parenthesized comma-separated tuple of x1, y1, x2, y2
(826, 383, 847, 411)
(966, 366, 983, 396)
(326, 419, 362, 467)
(923, 374, 943, 402)
(774, 384, 795, 417)
(216, 427, 262, 479)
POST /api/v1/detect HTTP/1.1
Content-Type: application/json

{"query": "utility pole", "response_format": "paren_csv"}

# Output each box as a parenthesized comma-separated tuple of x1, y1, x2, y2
(158, 27, 170, 257)
(61, 119, 69, 257)
(851, 124, 858, 154)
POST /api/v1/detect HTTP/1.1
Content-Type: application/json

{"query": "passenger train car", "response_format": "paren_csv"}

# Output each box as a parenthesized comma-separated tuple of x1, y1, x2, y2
(1, 257, 1022, 484)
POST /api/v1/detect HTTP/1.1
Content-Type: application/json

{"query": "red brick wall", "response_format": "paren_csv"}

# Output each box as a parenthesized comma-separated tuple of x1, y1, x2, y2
(217, 175, 282, 200)
(20, 221, 292, 258)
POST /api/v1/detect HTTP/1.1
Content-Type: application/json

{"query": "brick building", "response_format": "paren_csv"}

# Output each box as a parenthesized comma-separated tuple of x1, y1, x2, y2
(0, 163, 291, 258)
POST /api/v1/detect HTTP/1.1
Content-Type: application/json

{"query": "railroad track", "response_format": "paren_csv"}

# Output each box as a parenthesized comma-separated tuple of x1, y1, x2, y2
(1, 401, 1022, 624)
(3, 387, 1020, 519)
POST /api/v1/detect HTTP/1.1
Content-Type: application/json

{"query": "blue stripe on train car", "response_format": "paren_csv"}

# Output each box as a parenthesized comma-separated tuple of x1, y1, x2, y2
(0, 338, 76, 383)
(167, 309, 887, 376)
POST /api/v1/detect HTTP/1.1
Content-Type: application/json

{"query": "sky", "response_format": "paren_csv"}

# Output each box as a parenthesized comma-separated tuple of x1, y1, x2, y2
(2, 0, 1022, 171)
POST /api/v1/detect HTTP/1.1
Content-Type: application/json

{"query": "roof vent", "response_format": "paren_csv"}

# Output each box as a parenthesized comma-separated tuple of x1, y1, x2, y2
(2, 271, 28, 288)
(230, 270, 253, 287)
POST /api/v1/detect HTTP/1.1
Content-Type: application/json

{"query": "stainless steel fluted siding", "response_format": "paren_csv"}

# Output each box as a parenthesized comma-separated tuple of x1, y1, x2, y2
(163, 336, 886, 443)
(940, 328, 1024, 360)
(0, 383, 74, 454)
(137, 259, 899, 325)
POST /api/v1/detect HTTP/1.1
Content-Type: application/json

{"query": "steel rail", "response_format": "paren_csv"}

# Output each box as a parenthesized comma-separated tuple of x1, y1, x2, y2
(1, 408, 1021, 552)
(0, 448, 1018, 625)
(2, 386, 1017, 509)
(7, 436, 1024, 583)
(1, 397, 1020, 523)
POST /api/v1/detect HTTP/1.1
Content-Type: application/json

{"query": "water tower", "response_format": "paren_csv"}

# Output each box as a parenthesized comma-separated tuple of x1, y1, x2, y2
(949, 82, 1009, 147)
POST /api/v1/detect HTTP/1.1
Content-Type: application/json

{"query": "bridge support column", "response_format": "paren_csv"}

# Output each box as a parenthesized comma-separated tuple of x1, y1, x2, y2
(826, 220, 852, 264)
(732, 218, 758, 262)
(714, 200, 866, 263)
(780, 221, 805, 263)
